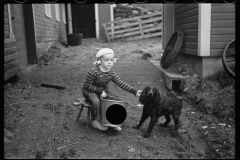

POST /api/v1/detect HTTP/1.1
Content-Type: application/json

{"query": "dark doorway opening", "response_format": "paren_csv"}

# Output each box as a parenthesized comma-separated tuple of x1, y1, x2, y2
(71, 4, 96, 39)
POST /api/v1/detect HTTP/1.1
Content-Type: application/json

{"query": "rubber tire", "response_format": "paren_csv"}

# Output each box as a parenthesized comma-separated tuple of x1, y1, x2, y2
(222, 39, 235, 79)
(161, 31, 184, 69)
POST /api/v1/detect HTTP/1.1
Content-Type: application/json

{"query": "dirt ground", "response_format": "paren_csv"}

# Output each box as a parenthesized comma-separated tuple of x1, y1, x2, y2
(4, 37, 235, 159)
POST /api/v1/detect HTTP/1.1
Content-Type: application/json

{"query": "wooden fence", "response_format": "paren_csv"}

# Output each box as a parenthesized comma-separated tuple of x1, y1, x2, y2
(102, 12, 162, 42)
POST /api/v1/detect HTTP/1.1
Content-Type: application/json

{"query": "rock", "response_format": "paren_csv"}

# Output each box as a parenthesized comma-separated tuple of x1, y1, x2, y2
(128, 147, 136, 152)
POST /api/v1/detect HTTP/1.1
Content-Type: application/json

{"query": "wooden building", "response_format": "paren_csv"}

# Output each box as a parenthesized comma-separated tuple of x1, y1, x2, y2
(4, 3, 68, 81)
(163, 3, 235, 78)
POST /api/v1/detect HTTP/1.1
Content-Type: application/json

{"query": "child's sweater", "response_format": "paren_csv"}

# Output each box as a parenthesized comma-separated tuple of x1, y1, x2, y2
(83, 65, 137, 96)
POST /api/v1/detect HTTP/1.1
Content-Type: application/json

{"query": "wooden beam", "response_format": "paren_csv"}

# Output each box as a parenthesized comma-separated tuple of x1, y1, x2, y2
(198, 4, 211, 56)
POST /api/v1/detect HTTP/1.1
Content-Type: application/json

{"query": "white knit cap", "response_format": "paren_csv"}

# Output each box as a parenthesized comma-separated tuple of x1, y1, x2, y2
(96, 48, 114, 58)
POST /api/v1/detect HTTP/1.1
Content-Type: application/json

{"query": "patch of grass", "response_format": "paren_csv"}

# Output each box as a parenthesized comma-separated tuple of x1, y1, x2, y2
(183, 70, 235, 123)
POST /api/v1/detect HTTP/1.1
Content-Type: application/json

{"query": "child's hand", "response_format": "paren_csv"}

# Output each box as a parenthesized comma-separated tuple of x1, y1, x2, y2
(101, 91, 107, 98)
(136, 90, 142, 97)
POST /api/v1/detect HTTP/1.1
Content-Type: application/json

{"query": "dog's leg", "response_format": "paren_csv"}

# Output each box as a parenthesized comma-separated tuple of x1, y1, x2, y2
(142, 115, 157, 138)
(159, 113, 171, 127)
(132, 111, 149, 129)
(171, 110, 181, 137)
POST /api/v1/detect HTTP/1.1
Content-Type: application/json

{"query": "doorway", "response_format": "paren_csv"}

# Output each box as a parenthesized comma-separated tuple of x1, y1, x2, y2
(71, 4, 96, 38)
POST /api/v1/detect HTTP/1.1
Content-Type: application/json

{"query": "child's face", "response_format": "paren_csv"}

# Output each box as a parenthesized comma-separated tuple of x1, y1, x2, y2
(100, 53, 114, 70)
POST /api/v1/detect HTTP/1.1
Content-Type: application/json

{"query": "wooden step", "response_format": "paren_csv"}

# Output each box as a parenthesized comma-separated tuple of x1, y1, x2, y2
(149, 60, 186, 91)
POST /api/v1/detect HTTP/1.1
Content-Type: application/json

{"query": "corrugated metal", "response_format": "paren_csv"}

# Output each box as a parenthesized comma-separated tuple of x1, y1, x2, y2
(210, 4, 235, 57)
(98, 4, 111, 41)
(33, 4, 67, 43)
(174, 4, 199, 56)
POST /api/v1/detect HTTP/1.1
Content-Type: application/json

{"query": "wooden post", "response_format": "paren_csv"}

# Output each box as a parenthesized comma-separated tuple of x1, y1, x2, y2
(103, 24, 110, 43)
(67, 3, 73, 34)
(138, 18, 144, 38)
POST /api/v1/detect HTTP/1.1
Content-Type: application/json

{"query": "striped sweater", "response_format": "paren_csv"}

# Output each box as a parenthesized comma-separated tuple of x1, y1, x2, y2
(83, 65, 137, 96)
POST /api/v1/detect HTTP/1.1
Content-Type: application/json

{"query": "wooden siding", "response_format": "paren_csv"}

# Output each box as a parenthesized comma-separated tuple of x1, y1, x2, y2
(12, 4, 28, 66)
(4, 4, 20, 81)
(33, 4, 67, 43)
(4, 4, 10, 39)
(98, 4, 111, 41)
(210, 4, 235, 57)
(174, 4, 199, 56)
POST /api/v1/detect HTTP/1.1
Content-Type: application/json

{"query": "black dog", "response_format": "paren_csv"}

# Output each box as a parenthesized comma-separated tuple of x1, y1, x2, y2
(133, 86, 183, 138)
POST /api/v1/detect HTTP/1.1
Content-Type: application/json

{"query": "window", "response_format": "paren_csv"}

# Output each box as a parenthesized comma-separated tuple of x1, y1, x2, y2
(62, 4, 66, 24)
(55, 4, 60, 21)
(45, 4, 52, 18)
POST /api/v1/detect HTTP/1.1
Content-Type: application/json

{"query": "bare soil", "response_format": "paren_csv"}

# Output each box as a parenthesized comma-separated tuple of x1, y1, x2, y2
(4, 37, 235, 159)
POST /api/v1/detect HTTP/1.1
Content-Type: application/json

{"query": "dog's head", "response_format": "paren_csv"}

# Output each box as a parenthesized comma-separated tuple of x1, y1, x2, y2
(139, 86, 160, 104)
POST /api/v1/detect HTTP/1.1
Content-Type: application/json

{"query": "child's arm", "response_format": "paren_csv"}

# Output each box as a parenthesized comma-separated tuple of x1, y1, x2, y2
(110, 71, 137, 96)
(83, 69, 103, 95)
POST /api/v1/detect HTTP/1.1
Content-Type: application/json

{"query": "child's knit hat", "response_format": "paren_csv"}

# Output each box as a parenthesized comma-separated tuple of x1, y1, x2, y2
(93, 48, 117, 65)
(96, 48, 114, 58)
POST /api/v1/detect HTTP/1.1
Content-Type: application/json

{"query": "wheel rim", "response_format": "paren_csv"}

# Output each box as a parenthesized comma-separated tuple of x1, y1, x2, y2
(222, 39, 235, 79)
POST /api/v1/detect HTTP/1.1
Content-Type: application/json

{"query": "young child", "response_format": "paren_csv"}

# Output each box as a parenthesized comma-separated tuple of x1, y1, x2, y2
(82, 48, 142, 131)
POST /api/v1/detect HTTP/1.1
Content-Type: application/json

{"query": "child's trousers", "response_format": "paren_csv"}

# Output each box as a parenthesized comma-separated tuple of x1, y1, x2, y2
(83, 90, 118, 121)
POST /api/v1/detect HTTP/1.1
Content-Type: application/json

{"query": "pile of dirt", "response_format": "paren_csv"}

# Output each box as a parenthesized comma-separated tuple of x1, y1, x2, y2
(183, 69, 235, 158)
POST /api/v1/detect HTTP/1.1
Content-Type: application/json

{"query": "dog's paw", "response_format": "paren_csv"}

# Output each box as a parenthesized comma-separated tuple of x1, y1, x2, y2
(132, 125, 140, 129)
(170, 131, 178, 138)
(142, 133, 150, 138)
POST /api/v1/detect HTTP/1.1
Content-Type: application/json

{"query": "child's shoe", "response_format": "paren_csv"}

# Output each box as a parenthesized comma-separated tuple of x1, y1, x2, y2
(113, 126, 122, 131)
(92, 120, 108, 131)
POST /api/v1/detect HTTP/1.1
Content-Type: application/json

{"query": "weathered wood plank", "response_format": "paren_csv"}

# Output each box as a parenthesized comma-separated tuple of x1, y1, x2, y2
(105, 12, 162, 25)
(4, 24, 10, 31)
(175, 22, 198, 30)
(210, 49, 225, 57)
(184, 36, 198, 43)
(175, 9, 198, 20)
(4, 52, 19, 64)
(4, 46, 17, 56)
(4, 10, 8, 18)
(211, 5, 235, 13)
(123, 32, 162, 41)
(4, 18, 9, 25)
(210, 42, 229, 49)
(179, 48, 198, 56)
(4, 65, 20, 81)
(211, 13, 235, 20)
(4, 31, 10, 39)
(4, 59, 19, 72)
(4, 41, 17, 48)
(182, 42, 198, 49)
(180, 29, 198, 37)
(211, 35, 234, 42)
(138, 18, 144, 38)
(175, 15, 198, 26)
(105, 17, 161, 32)
(211, 20, 235, 28)
(174, 4, 187, 9)
(211, 28, 235, 35)
(175, 4, 199, 14)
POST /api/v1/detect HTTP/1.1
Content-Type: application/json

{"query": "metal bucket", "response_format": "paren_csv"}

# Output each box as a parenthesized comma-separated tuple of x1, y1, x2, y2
(100, 95, 127, 127)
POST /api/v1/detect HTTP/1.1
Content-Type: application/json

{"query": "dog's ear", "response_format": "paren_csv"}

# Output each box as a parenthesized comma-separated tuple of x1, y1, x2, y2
(153, 87, 161, 104)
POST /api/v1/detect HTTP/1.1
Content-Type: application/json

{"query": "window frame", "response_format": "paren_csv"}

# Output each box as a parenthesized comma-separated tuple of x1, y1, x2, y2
(55, 4, 60, 21)
(45, 4, 52, 18)
(62, 4, 66, 24)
